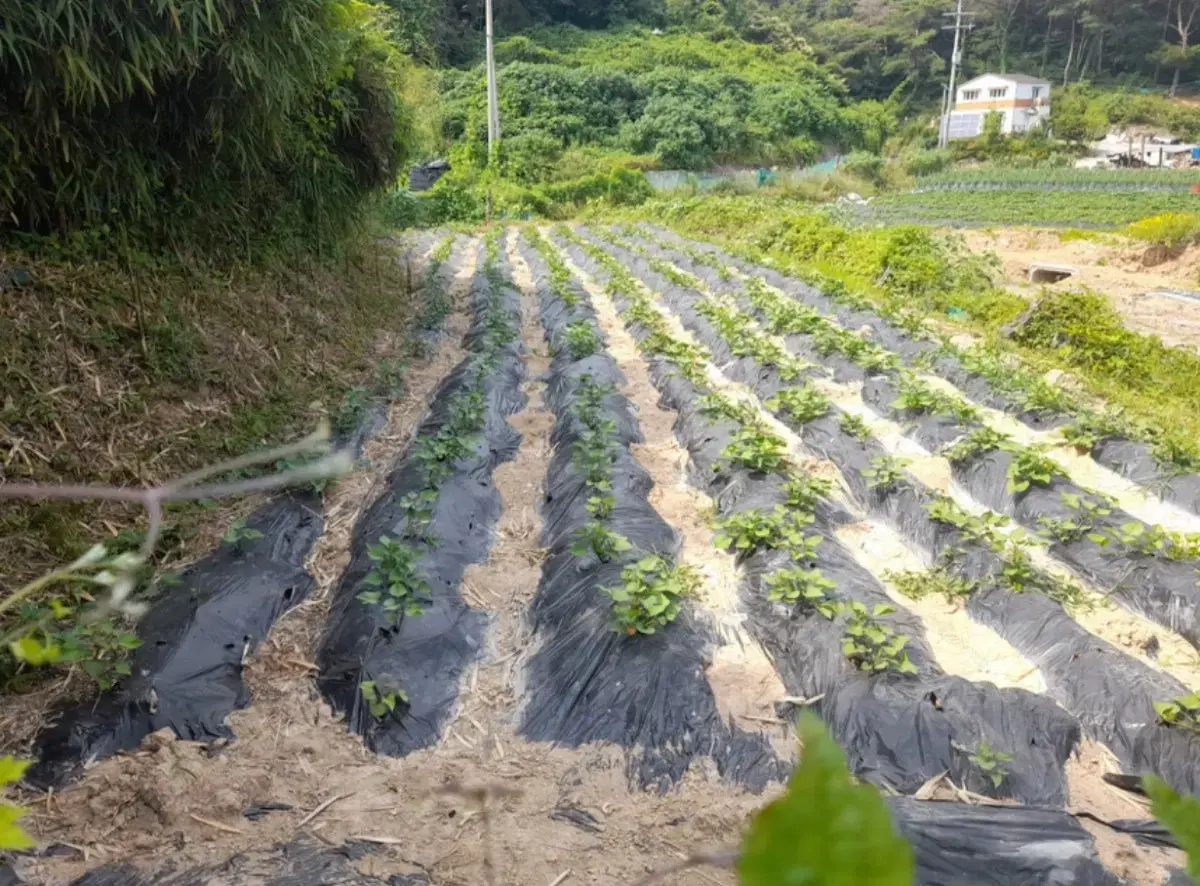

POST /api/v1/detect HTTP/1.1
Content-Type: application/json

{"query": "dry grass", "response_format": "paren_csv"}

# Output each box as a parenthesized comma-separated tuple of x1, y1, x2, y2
(0, 238, 422, 691)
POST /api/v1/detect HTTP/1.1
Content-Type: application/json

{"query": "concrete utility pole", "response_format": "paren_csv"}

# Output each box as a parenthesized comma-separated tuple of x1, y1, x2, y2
(939, 0, 975, 148)
(485, 0, 500, 162)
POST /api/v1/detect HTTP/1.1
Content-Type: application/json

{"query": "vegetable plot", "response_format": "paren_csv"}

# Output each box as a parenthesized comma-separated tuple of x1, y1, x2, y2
(549, 228, 1130, 884)
(620, 228, 1200, 648)
(642, 222, 1200, 520)
(515, 231, 785, 792)
(580, 225, 1200, 799)
(315, 233, 526, 754)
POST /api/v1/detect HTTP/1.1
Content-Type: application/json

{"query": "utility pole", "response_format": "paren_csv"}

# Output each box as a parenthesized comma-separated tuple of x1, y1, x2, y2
(485, 0, 500, 163)
(939, 0, 974, 149)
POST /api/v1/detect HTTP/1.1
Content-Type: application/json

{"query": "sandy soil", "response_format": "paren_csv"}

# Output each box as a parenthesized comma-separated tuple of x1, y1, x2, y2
(956, 229, 1200, 351)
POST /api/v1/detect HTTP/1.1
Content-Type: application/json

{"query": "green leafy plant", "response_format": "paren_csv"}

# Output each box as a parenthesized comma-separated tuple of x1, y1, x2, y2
(604, 555, 699, 636)
(892, 377, 978, 424)
(698, 393, 761, 427)
(1035, 492, 1114, 544)
(586, 494, 616, 520)
(1061, 411, 1128, 454)
(276, 456, 333, 493)
(414, 427, 477, 486)
(942, 427, 1012, 464)
(562, 321, 602, 360)
(358, 536, 431, 620)
(997, 546, 1038, 593)
(765, 566, 839, 615)
(1094, 521, 1200, 561)
(399, 489, 440, 544)
(360, 678, 409, 718)
(713, 506, 819, 558)
(840, 601, 919, 675)
(1145, 776, 1200, 882)
(0, 757, 33, 851)
(783, 474, 834, 514)
(839, 412, 871, 441)
(1007, 447, 1061, 494)
(333, 386, 373, 436)
(886, 567, 975, 603)
(862, 456, 910, 492)
(925, 495, 1010, 551)
(737, 714, 914, 886)
(963, 740, 1014, 788)
(721, 427, 788, 474)
(570, 522, 633, 562)
(1154, 693, 1200, 732)
(766, 386, 830, 425)
(223, 519, 264, 551)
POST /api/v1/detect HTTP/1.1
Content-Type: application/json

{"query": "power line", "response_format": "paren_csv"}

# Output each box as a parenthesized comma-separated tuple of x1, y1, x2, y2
(938, 0, 976, 149)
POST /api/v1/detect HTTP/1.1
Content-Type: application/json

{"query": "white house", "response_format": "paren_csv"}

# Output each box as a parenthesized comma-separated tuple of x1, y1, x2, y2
(945, 73, 1052, 140)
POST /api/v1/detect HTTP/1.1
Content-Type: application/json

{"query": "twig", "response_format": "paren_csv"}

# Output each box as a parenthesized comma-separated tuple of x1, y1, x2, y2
(0, 424, 352, 647)
(189, 813, 246, 835)
(350, 834, 406, 845)
(547, 870, 571, 886)
(778, 693, 824, 707)
(631, 849, 738, 886)
(738, 714, 785, 725)
(296, 792, 353, 829)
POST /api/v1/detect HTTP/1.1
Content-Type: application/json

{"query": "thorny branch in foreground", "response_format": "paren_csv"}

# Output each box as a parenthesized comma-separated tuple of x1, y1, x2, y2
(0, 423, 353, 661)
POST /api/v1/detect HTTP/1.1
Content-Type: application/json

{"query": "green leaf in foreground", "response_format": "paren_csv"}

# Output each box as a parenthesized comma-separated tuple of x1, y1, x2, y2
(738, 713, 914, 886)
(1146, 775, 1200, 880)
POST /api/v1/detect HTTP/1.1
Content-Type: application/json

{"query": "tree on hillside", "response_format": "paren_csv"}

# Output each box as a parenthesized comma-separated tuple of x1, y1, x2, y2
(1151, 0, 1200, 94)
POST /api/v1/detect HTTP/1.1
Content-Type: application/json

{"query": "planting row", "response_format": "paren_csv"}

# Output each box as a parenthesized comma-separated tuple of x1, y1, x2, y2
(638, 222, 1200, 520)
(544, 229, 1131, 884)
(26, 235, 468, 787)
(599, 226, 1200, 653)
(564, 226, 1200, 798)
(317, 232, 525, 752)
(514, 231, 784, 791)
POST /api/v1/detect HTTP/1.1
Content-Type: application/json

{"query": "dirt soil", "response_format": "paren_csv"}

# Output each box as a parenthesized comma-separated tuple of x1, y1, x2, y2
(957, 228, 1200, 351)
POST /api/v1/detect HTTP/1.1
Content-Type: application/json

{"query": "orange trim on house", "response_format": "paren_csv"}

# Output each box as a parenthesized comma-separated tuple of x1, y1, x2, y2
(953, 98, 1039, 112)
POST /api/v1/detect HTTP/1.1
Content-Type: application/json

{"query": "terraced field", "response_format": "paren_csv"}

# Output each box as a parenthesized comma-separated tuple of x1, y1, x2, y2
(8, 224, 1200, 886)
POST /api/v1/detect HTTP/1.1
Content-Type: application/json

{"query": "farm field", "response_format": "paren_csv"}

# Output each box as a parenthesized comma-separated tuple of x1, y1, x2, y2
(855, 189, 1200, 227)
(13, 0, 1200, 883)
(7, 223, 1200, 886)
(916, 167, 1200, 192)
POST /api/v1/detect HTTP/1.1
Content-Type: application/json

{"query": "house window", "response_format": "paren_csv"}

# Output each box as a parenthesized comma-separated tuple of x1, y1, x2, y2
(989, 87, 1009, 98)
(1031, 86, 1043, 98)
(961, 89, 981, 101)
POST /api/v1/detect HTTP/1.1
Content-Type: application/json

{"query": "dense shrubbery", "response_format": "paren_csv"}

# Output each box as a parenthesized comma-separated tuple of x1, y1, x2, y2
(441, 27, 875, 173)
(386, 164, 654, 225)
(1128, 213, 1200, 249)
(0, 0, 418, 261)
(640, 195, 1013, 325)
(1013, 291, 1200, 409)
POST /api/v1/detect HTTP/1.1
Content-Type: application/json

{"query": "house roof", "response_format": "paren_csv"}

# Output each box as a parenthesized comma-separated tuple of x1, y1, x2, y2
(959, 73, 1051, 88)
